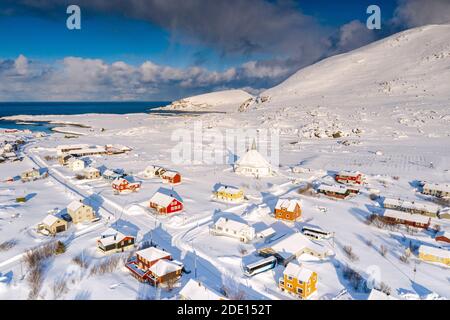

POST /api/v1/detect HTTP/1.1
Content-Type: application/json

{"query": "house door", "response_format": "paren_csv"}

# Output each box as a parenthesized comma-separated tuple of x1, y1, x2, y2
(56, 225, 66, 233)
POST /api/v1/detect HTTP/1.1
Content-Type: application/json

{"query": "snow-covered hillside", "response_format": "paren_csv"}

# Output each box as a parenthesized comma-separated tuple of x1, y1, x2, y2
(162, 89, 253, 112)
(260, 24, 450, 107)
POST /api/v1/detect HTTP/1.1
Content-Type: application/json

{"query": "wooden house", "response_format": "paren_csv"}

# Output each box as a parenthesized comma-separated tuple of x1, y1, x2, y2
(37, 215, 68, 236)
(143, 165, 166, 178)
(67, 200, 95, 224)
(58, 154, 74, 165)
(210, 217, 255, 243)
(147, 259, 183, 286)
(102, 169, 123, 181)
(148, 188, 183, 214)
(274, 198, 302, 221)
(422, 183, 450, 198)
(84, 167, 100, 179)
(382, 198, 440, 217)
(67, 158, 85, 172)
(335, 171, 364, 185)
(418, 245, 450, 266)
(21, 168, 47, 182)
(212, 185, 244, 203)
(97, 228, 135, 254)
(317, 184, 350, 199)
(112, 177, 141, 194)
(379, 209, 431, 229)
(279, 262, 317, 299)
(161, 170, 181, 185)
(179, 279, 227, 300)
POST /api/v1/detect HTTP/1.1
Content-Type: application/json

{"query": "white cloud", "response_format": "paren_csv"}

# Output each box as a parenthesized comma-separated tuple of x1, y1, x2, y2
(394, 0, 450, 27)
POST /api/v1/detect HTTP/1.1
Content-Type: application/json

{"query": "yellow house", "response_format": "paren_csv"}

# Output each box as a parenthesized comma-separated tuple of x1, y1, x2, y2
(418, 245, 450, 266)
(37, 215, 68, 236)
(279, 262, 317, 299)
(67, 200, 95, 224)
(213, 185, 244, 203)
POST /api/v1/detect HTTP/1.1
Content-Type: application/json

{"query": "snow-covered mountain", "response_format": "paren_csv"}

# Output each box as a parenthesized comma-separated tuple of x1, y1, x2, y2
(260, 24, 450, 108)
(162, 89, 253, 112)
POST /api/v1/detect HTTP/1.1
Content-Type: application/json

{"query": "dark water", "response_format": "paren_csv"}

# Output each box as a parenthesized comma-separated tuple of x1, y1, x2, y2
(0, 101, 169, 132)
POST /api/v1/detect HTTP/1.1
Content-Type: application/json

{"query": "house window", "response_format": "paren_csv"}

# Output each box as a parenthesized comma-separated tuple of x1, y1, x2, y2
(297, 288, 303, 294)
(287, 283, 292, 289)
(287, 276, 293, 281)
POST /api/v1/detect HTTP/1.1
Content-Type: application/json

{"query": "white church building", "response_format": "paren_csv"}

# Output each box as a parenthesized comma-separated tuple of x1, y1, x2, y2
(234, 141, 274, 177)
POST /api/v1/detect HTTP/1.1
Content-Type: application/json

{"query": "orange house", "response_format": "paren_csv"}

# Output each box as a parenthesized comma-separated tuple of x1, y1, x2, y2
(274, 199, 302, 221)
(279, 262, 317, 299)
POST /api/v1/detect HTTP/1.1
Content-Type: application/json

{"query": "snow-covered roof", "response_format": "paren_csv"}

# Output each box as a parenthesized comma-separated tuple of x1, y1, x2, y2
(162, 170, 179, 178)
(258, 227, 276, 238)
(179, 279, 226, 300)
(275, 198, 301, 212)
(84, 167, 99, 173)
(337, 171, 362, 178)
(41, 214, 62, 226)
(67, 200, 86, 212)
(213, 217, 253, 234)
(98, 227, 131, 246)
(382, 209, 430, 224)
(423, 183, 450, 193)
(283, 262, 314, 282)
(149, 189, 181, 207)
(216, 185, 242, 195)
(235, 148, 272, 169)
(367, 289, 396, 300)
(68, 158, 84, 164)
(149, 259, 182, 277)
(317, 184, 348, 194)
(419, 245, 450, 259)
(268, 232, 328, 258)
(136, 247, 171, 262)
(383, 198, 440, 214)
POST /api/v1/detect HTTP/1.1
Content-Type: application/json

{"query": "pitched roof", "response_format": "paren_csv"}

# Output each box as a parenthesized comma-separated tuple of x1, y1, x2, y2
(383, 198, 440, 214)
(381, 209, 431, 224)
(162, 170, 179, 178)
(179, 279, 227, 300)
(41, 214, 62, 226)
(268, 232, 329, 259)
(367, 289, 397, 300)
(337, 171, 362, 178)
(317, 184, 348, 194)
(275, 198, 301, 212)
(235, 149, 272, 169)
(149, 259, 183, 277)
(216, 185, 242, 195)
(67, 200, 86, 212)
(423, 183, 450, 193)
(419, 245, 450, 259)
(283, 262, 314, 282)
(213, 217, 253, 234)
(136, 246, 171, 262)
(149, 188, 182, 207)
(98, 228, 131, 247)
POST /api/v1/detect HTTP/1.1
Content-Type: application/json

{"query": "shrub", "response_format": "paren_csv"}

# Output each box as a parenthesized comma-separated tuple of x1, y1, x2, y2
(52, 277, 69, 299)
(342, 265, 368, 292)
(89, 256, 122, 277)
(369, 193, 379, 201)
(379, 245, 388, 257)
(75, 174, 86, 180)
(0, 239, 18, 252)
(55, 241, 66, 255)
(72, 251, 89, 269)
(343, 245, 359, 262)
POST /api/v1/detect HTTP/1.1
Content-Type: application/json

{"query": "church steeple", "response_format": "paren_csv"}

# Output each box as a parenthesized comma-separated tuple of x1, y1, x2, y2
(251, 139, 257, 151)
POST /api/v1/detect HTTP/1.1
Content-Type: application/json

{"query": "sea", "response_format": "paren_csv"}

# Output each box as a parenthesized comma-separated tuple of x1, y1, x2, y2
(0, 101, 169, 133)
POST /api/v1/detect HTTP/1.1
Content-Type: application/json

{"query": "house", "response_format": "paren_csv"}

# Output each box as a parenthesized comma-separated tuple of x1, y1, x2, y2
(67, 200, 95, 224)
(422, 183, 450, 198)
(56, 144, 90, 156)
(161, 170, 181, 185)
(102, 169, 123, 181)
(179, 279, 227, 300)
(143, 165, 166, 178)
(335, 171, 364, 185)
(210, 217, 255, 243)
(234, 141, 273, 177)
(382, 198, 440, 217)
(67, 158, 85, 172)
(316, 184, 350, 199)
(418, 245, 450, 266)
(279, 262, 317, 299)
(274, 198, 302, 221)
(112, 177, 141, 194)
(37, 215, 68, 236)
(379, 209, 431, 229)
(125, 246, 175, 283)
(84, 167, 100, 179)
(20, 168, 47, 182)
(212, 185, 244, 203)
(148, 188, 183, 214)
(147, 259, 183, 286)
(438, 208, 450, 220)
(58, 154, 74, 165)
(258, 232, 330, 265)
(97, 228, 135, 254)
(436, 231, 450, 244)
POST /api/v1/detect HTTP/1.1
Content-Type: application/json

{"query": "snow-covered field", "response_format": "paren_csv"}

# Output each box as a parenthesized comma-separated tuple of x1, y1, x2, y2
(0, 24, 449, 300)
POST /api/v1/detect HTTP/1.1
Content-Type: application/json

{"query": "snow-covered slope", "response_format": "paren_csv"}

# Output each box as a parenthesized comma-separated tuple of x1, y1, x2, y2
(260, 24, 450, 107)
(163, 89, 253, 112)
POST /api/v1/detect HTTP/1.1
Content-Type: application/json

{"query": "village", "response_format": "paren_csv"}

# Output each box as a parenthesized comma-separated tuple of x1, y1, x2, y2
(0, 117, 449, 301)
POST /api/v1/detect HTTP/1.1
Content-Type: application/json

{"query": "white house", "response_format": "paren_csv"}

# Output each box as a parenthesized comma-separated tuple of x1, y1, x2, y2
(210, 217, 255, 243)
(234, 142, 273, 177)
(143, 165, 166, 178)
(67, 158, 85, 172)
(179, 279, 227, 300)
(422, 183, 450, 198)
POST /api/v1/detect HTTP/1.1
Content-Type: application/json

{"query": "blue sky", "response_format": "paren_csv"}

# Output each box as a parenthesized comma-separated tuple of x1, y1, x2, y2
(0, 0, 448, 101)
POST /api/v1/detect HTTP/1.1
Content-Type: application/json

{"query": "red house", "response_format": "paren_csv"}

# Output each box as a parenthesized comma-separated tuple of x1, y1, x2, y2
(125, 246, 172, 282)
(436, 231, 450, 244)
(335, 171, 363, 185)
(112, 177, 141, 193)
(161, 170, 181, 185)
(149, 188, 183, 214)
(380, 210, 431, 229)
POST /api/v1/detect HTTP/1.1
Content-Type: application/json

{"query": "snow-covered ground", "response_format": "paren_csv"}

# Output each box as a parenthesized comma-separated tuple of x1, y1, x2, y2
(0, 24, 449, 300)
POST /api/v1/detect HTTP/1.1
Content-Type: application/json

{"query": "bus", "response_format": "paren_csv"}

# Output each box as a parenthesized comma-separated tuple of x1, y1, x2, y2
(243, 256, 277, 277)
(302, 226, 333, 240)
